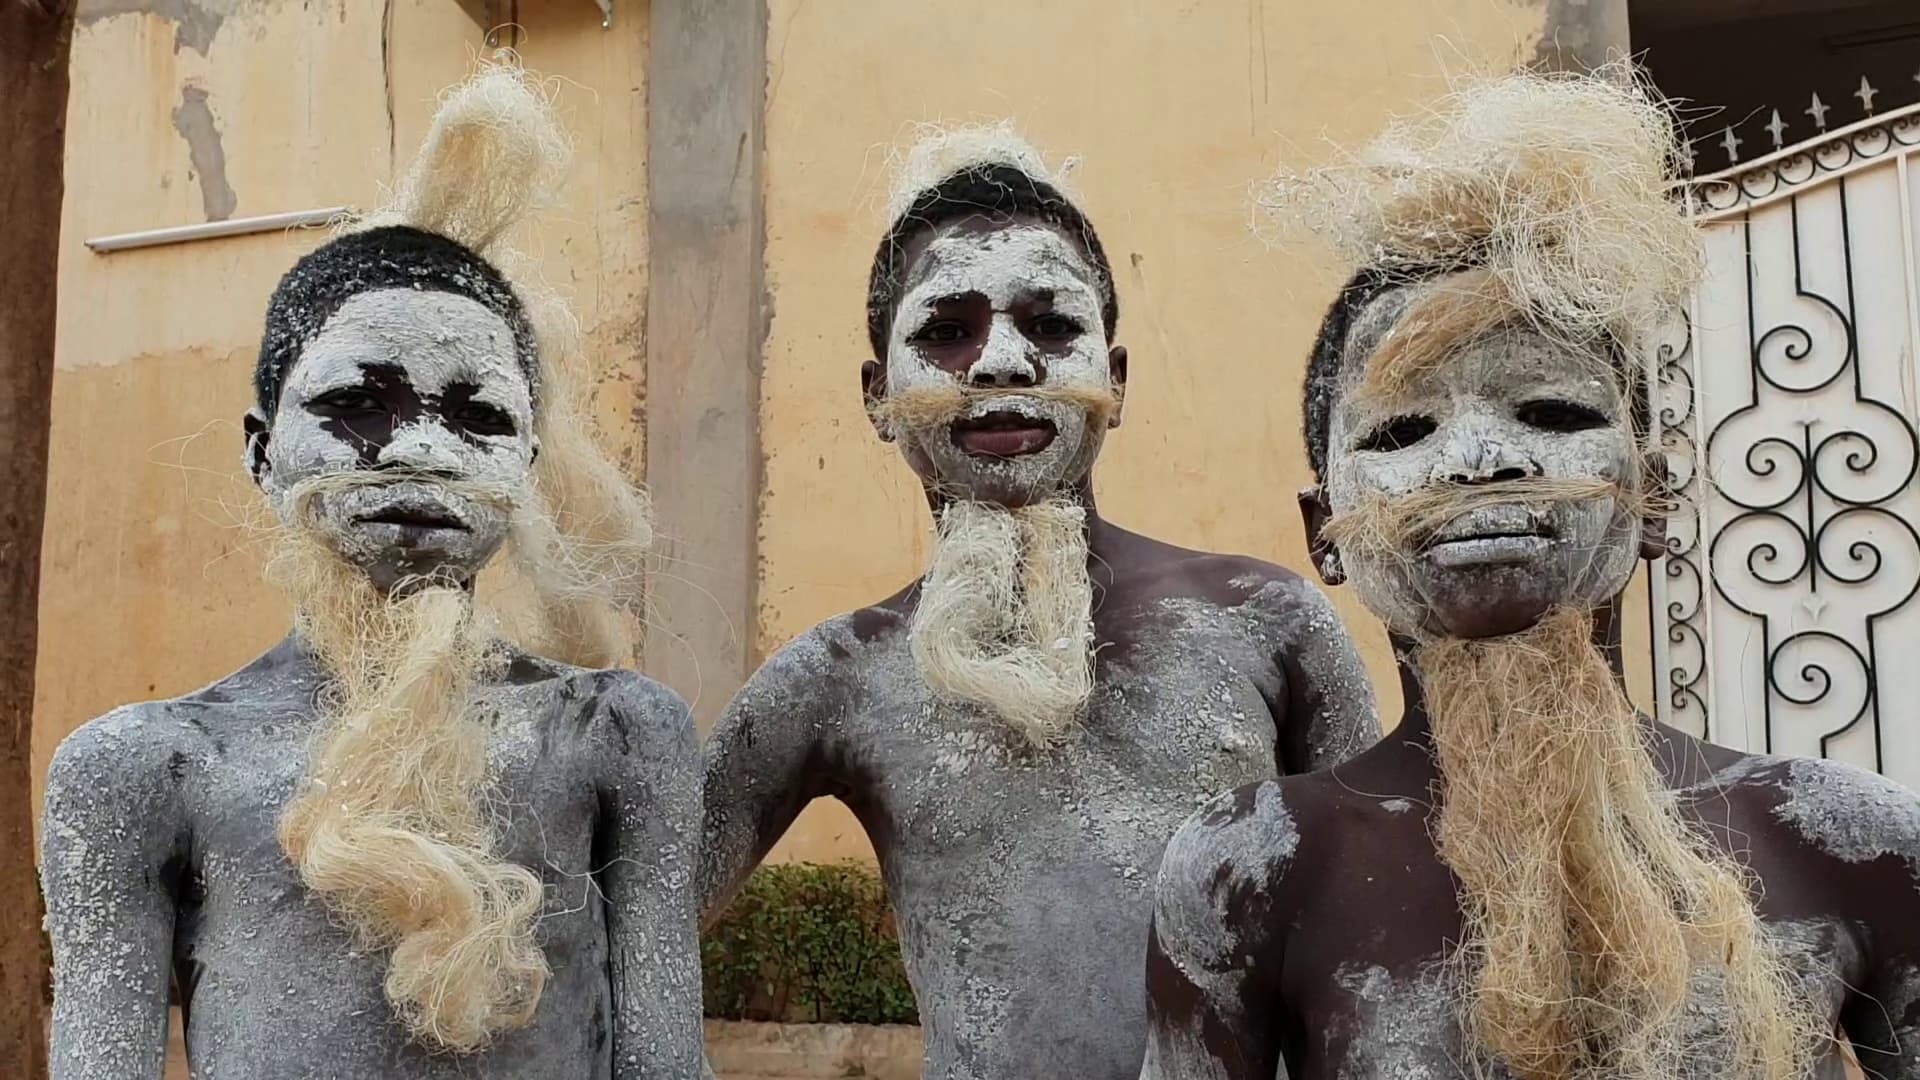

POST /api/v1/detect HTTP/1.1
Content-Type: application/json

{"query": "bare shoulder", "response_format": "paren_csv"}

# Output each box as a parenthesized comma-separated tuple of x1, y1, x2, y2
(534, 660, 696, 768)
(1755, 754, 1920, 872)
(49, 698, 220, 790)
(738, 609, 899, 707)
(43, 699, 214, 856)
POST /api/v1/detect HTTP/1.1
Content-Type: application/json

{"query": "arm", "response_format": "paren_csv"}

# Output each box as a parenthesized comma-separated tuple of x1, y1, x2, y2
(1831, 771, 1920, 1078)
(1140, 784, 1293, 1080)
(598, 675, 704, 1080)
(696, 635, 840, 924)
(1260, 578, 1379, 774)
(40, 708, 184, 1080)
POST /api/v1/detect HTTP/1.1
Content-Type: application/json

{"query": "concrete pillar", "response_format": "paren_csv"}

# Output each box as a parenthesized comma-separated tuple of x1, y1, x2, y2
(1536, 0, 1632, 72)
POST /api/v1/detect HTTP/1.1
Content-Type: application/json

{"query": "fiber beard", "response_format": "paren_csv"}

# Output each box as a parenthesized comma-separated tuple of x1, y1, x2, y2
(269, 473, 548, 1054)
(1418, 608, 1816, 1080)
(880, 384, 1116, 748)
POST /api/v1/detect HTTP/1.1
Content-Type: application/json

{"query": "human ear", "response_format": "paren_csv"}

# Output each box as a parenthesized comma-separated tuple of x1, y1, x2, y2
(1298, 485, 1345, 585)
(861, 359, 893, 442)
(1106, 345, 1128, 429)
(243, 407, 272, 489)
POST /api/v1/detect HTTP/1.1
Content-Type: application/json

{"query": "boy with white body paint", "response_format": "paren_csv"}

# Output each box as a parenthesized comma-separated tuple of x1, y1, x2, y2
(699, 127, 1378, 1080)
(40, 68, 703, 1079)
(1140, 71, 1920, 1080)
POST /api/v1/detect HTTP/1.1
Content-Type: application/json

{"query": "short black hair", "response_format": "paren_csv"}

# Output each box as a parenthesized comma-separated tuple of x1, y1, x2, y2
(865, 162, 1118, 360)
(1301, 263, 1647, 486)
(254, 225, 538, 418)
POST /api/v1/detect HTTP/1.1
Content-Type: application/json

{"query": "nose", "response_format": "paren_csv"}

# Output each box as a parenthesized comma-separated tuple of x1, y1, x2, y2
(967, 317, 1041, 388)
(1434, 419, 1540, 485)
(377, 422, 466, 475)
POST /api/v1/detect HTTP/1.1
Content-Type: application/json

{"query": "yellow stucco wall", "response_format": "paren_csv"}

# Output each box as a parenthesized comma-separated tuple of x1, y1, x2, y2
(32, 0, 650, 801)
(751, 0, 1605, 864)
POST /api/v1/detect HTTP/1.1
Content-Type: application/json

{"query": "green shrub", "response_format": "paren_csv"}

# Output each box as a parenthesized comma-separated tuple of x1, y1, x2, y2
(701, 860, 918, 1025)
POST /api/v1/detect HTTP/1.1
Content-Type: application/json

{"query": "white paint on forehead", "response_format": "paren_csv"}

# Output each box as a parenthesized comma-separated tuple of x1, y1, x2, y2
(896, 223, 1104, 328)
(282, 288, 530, 412)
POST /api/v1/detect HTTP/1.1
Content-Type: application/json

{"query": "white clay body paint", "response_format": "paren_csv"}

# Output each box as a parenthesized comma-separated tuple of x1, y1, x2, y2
(259, 288, 537, 578)
(886, 222, 1113, 503)
(1325, 281, 1641, 637)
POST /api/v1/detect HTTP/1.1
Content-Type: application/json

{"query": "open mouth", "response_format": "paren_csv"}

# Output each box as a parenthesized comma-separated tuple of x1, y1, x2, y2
(356, 505, 470, 532)
(1421, 505, 1552, 569)
(949, 410, 1058, 458)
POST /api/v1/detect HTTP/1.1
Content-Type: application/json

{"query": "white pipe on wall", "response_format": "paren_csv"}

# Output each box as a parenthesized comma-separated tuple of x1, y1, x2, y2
(85, 207, 351, 254)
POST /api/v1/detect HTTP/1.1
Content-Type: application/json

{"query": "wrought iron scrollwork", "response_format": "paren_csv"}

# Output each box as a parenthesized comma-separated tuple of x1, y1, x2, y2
(1695, 181, 1920, 768)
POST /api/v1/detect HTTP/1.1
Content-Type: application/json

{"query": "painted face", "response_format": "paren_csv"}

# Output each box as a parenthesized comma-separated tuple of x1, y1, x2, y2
(883, 216, 1116, 505)
(1324, 284, 1643, 639)
(253, 288, 537, 588)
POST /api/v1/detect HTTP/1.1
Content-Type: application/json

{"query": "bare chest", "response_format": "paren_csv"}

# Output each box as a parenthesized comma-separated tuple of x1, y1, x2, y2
(835, 606, 1286, 872)
(167, 689, 615, 1078)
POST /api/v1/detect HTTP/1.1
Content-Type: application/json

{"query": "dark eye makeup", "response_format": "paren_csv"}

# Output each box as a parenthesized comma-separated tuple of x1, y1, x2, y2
(1028, 313, 1083, 339)
(1354, 415, 1438, 453)
(450, 402, 518, 436)
(910, 320, 970, 345)
(308, 388, 382, 414)
(1516, 399, 1611, 432)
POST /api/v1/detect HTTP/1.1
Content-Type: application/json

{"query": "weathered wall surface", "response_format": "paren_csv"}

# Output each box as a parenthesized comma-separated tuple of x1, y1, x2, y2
(32, 0, 650, 801)
(752, 0, 1571, 864)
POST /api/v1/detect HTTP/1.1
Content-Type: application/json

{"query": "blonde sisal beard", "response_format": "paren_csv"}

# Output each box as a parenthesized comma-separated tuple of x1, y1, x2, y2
(268, 484, 548, 1054)
(910, 497, 1096, 747)
(1418, 607, 1817, 1079)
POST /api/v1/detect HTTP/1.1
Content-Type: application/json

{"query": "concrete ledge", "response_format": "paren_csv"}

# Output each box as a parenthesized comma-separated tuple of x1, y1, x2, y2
(706, 1019, 923, 1080)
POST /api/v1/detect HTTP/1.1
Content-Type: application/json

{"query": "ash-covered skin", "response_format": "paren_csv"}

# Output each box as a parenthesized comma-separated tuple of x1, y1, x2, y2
(42, 648, 701, 1080)
(1321, 283, 1644, 640)
(41, 270, 703, 1079)
(704, 570, 1371, 1080)
(1139, 277, 1920, 1079)
(704, 209, 1374, 1080)
(251, 288, 536, 588)
(879, 219, 1118, 507)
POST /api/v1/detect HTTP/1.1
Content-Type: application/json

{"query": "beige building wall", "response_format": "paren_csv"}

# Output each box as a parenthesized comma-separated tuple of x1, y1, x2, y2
(32, 0, 650, 802)
(33, 0, 1656, 863)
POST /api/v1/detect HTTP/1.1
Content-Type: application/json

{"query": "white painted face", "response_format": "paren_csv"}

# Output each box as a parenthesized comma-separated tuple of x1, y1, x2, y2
(1325, 284, 1644, 639)
(252, 288, 537, 588)
(885, 217, 1115, 505)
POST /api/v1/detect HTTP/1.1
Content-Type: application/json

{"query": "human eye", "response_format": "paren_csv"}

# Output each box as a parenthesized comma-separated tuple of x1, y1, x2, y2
(1516, 399, 1611, 433)
(449, 401, 517, 437)
(1028, 313, 1084, 340)
(910, 320, 970, 345)
(1353, 415, 1437, 453)
(308, 388, 382, 414)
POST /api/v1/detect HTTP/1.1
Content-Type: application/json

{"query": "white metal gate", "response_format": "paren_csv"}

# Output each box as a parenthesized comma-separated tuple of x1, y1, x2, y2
(1651, 103, 1920, 788)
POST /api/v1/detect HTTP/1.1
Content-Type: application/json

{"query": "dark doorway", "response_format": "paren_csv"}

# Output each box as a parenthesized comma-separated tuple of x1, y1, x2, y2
(1633, 0, 1920, 172)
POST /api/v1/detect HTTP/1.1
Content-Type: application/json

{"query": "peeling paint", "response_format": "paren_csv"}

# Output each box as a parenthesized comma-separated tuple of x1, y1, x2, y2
(171, 85, 238, 223)
(79, 0, 244, 57)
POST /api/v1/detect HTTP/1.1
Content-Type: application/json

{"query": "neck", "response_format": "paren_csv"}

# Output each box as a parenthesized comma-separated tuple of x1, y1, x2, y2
(1390, 594, 1629, 745)
(925, 475, 1100, 515)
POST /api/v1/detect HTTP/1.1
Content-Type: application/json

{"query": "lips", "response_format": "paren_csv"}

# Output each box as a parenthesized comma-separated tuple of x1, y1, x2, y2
(355, 502, 470, 532)
(1421, 504, 1551, 569)
(950, 409, 1058, 458)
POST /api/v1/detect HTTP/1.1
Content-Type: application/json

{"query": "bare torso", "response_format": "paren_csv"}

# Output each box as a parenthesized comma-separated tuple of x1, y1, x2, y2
(1142, 722, 1920, 1079)
(701, 523, 1377, 1080)
(42, 638, 703, 1080)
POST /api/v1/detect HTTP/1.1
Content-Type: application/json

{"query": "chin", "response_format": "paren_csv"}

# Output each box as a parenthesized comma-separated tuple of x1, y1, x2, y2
(334, 529, 500, 590)
(1412, 563, 1575, 640)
